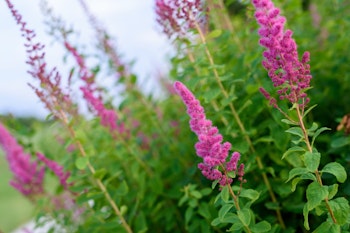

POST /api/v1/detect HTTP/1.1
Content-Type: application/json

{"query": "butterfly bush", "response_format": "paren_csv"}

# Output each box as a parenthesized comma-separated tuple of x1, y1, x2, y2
(174, 81, 244, 186)
(252, 0, 312, 108)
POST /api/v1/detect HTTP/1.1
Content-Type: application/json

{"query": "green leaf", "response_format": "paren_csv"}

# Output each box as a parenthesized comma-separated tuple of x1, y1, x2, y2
(307, 122, 318, 134)
(200, 188, 212, 196)
(321, 162, 347, 183)
(220, 95, 237, 107)
(135, 211, 148, 233)
(212, 180, 219, 190)
(286, 167, 309, 182)
(185, 207, 193, 224)
(220, 185, 229, 203)
(237, 208, 251, 226)
(281, 118, 298, 125)
(74, 129, 88, 144)
(331, 137, 350, 148)
(178, 195, 188, 207)
(203, 88, 221, 103)
(221, 212, 239, 224)
(191, 190, 203, 199)
(328, 184, 339, 199)
(130, 74, 137, 84)
(218, 204, 234, 221)
(303, 104, 317, 118)
(228, 221, 243, 232)
(303, 204, 310, 230)
(311, 127, 331, 147)
(87, 191, 104, 200)
(291, 177, 301, 192)
(300, 172, 317, 181)
(239, 189, 260, 203)
(291, 173, 317, 191)
(328, 197, 350, 225)
(313, 221, 340, 233)
(93, 168, 107, 180)
(285, 127, 304, 138)
(188, 198, 198, 208)
(250, 221, 271, 233)
(306, 181, 328, 210)
(104, 171, 122, 186)
(219, 72, 234, 82)
(120, 205, 128, 216)
(198, 203, 211, 219)
(186, 76, 202, 89)
(304, 151, 320, 172)
(282, 146, 305, 160)
(75, 157, 88, 170)
(206, 29, 222, 39)
(115, 180, 129, 196)
(211, 218, 221, 227)
(45, 113, 54, 121)
(237, 100, 252, 115)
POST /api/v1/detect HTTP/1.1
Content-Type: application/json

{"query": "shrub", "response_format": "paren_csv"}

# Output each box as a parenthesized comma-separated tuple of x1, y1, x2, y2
(1, 0, 349, 232)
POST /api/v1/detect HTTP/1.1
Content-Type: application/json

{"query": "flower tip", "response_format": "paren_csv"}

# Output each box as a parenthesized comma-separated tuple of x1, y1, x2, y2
(173, 81, 182, 89)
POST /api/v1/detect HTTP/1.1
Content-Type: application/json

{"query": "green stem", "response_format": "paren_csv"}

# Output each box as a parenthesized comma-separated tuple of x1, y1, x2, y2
(295, 104, 337, 224)
(227, 184, 252, 233)
(192, 17, 286, 229)
(58, 109, 133, 233)
(205, 0, 244, 53)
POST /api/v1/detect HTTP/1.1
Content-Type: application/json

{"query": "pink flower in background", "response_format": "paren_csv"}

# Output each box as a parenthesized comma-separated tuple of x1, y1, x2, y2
(0, 123, 45, 197)
(64, 41, 125, 135)
(36, 153, 70, 190)
(77, 0, 131, 80)
(252, 0, 312, 108)
(174, 81, 243, 186)
(0, 123, 71, 197)
(5, 0, 76, 117)
(155, 0, 206, 39)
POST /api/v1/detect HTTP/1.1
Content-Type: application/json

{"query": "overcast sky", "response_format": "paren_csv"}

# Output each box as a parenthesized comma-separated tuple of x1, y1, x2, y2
(0, 0, 172, 118)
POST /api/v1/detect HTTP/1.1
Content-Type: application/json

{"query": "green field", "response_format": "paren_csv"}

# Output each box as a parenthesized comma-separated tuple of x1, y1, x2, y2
(0, 152, 35, 233)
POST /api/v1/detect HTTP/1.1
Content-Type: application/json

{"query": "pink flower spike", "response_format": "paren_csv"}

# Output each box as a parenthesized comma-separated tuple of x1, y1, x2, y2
(226, 152, 241, 172)
(252, 0, 312, 108)
(0, 123, 45, 197)
(174, 81, 244, 187)
(155, 0, 206, 40)
(64, 40, 126, 136)
(36, 153, 70, 190)
(5, 0, 75, 117)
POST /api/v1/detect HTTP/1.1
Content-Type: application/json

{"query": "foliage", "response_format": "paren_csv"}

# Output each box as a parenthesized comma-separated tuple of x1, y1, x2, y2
(1, 0, 350, 232)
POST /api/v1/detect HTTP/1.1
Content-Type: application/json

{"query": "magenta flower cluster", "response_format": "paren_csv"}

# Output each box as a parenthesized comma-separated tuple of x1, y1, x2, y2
(0, 123, 70, 197)
(37, 152, 70, 190)
(5, 0, 75, 117)
(155, 0, 206, 39)
(64, 41, 125, 135)
(0, 123, 45, 196)
(174, 81, 243, 186)
(252, 0, 312, 107)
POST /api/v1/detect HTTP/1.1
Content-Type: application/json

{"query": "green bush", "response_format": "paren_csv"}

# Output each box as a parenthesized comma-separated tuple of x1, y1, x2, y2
(1, 0, 349, 232)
